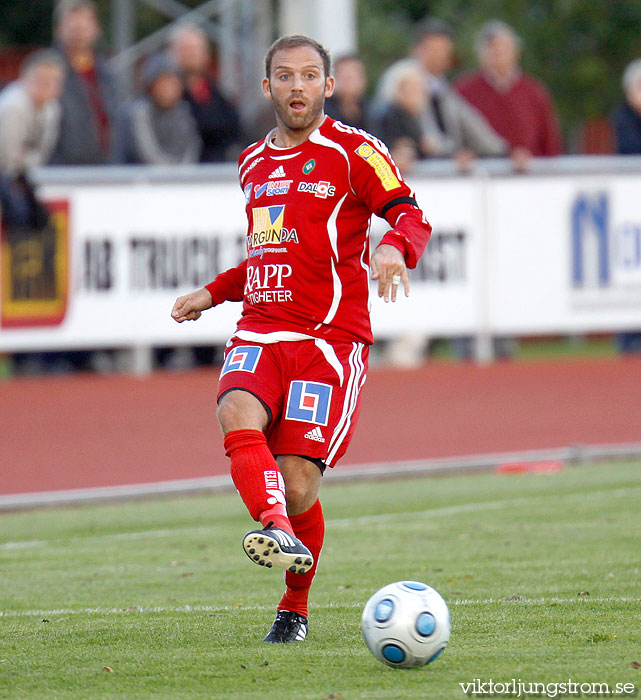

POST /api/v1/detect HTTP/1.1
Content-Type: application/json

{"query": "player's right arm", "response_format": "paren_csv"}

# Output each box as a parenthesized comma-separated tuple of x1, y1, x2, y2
(173, 146, 254, 324)
(171, 260, 247, 323)
(344, 134, 431, 301)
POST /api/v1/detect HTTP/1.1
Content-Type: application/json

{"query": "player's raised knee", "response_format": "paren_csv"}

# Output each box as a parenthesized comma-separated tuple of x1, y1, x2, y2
(285, 481, 308, 510)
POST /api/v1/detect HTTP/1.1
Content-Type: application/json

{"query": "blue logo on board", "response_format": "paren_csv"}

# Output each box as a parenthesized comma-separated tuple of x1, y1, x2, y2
(571, 192, 641, 289)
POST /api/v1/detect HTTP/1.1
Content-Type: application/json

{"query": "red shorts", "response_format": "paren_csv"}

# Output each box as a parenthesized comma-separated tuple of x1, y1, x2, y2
(217, 338, 369, 467)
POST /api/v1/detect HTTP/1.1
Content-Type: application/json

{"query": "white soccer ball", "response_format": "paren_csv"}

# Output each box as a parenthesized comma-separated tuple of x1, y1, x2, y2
(361, 581, 451, 668)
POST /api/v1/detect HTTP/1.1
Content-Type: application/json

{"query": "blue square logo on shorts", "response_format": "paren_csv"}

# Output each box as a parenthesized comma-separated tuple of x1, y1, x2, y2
(285, 381, 332, 426)
(220, 345, 262, 376)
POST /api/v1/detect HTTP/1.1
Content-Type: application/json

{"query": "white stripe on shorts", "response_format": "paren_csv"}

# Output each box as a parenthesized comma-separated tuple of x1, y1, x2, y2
(326, 343, 366, 465)
(314, 338, 345, 386)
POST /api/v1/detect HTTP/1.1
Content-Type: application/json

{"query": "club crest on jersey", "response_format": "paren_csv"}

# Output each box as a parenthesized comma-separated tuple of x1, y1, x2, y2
(355, 142, 401, 192)
(249, 205, 298, 248)
(302, 159, 315, 174)
(285, 381, 332, 426)
(220, 345, 262, 376)
(297, 181, 336, 198)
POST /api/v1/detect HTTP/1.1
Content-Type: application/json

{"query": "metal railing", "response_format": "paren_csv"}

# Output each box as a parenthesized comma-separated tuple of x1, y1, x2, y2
(30, 154, 641, 187)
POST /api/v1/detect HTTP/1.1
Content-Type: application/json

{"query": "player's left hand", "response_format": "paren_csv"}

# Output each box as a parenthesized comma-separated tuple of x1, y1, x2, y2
(371, 243, 409, 303)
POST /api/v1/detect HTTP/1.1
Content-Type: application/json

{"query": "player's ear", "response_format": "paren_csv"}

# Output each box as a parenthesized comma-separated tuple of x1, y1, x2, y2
(262, 77, 272, 99)
(324, 75, 335, 98)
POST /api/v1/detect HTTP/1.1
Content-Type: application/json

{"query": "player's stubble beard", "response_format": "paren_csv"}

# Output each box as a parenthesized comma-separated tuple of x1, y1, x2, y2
(271, 87, 326, 137)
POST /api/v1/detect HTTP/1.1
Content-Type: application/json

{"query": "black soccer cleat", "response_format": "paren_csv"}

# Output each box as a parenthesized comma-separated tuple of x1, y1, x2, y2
(263, 610, 308, 643)
(242, 524, 313, 575)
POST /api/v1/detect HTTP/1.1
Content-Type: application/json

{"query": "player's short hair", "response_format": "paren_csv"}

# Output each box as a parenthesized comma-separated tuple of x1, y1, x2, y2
(411, 17, 453, 48)
(475, 20, 522, 57)
(20, 49, 65, 78)
(167, 20, 208, 47)
(54, 0, 98, 26)
(622, 58, 641, 96)
(333, 54, 364, 71)
(265, 35, 331, 79)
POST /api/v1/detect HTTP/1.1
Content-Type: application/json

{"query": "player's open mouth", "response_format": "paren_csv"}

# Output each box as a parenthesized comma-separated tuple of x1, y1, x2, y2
(289, 100, 306, 113)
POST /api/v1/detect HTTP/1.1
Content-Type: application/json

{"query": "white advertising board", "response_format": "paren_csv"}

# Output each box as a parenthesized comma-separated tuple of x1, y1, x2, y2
(1, 181, 246, 350)
(0, 176, 484, 351)
(1, 168, 640, 352)
(370, 178, 484, 337)
(488, 175, 641, 333)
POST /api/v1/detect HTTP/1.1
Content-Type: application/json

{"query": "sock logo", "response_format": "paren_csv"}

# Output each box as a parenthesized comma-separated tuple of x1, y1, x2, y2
(285, 381, 332, 426)
(264, 470, 286, 505)
(220, 345, 262, 376)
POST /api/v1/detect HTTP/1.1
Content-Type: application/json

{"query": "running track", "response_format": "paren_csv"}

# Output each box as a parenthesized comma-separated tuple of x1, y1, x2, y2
(1, 357, 640, 496)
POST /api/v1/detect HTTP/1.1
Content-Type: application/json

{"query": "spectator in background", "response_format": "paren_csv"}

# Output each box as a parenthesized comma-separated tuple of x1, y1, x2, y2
(375, 18, 507, 171)
(611, 58, 641, 353)
(455, 20, 562, 167)
(612, 58, 641, 154)
(169, 23, 240, 162)
(379, 58, 509, 173)
(324, 54, 372, 131)
(0, 50, 64, 176)
(112, 53, 201, 165)
(0, 51, 69, 377)
(377, 60, 433, 173)
(51, 0, 116, 164)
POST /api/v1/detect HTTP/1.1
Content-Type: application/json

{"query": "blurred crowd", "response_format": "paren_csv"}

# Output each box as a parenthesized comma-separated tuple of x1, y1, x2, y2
(2, 2, 641, 176)
(3, 2, 641, 180)
(1, 1, 641, 374)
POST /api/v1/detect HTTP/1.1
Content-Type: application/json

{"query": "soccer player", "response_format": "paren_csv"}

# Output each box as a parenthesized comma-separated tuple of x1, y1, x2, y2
(171, 35, 431, 643)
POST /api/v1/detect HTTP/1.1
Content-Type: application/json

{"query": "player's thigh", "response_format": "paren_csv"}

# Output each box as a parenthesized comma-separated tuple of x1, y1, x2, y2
(217, 389, 269, 433)
(217, 340, 284, 432)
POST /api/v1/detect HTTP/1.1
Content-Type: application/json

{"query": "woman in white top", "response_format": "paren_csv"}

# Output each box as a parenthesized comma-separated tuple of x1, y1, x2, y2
(0, 50, 64, 176)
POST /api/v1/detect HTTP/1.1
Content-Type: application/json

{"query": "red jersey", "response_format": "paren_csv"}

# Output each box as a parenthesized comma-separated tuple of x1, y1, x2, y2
(205, 116, 431, 344)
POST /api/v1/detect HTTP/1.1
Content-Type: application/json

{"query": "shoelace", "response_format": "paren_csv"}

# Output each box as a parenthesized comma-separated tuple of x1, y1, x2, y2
(273, 611, 303, 636)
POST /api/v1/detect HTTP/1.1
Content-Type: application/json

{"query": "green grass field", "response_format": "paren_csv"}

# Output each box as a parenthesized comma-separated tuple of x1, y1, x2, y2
(2, 462, 640, 699)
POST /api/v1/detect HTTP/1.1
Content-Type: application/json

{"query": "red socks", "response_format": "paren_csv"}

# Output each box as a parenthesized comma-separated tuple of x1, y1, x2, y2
(278, 499, 325, 619)
(224, 429, 324, 617)
(223, 429, 293, 535)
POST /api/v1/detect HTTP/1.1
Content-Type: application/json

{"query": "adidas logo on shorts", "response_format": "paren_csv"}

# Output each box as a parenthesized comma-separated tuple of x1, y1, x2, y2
(304, 426, 325, 443)
(269, 165, 286, 179)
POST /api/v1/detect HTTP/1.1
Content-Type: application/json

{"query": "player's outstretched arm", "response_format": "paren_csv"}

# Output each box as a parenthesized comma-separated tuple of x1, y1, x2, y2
(371, 244, 409, 303)
(171, 287, 213, 323)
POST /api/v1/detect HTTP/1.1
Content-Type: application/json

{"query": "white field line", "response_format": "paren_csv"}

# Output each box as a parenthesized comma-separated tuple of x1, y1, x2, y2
(2, 485, 640, 551)
(0, 526, 214, 551)
(2, 596, 640, 619)
(327, 485, 641, 528)
(0, 539, 49, 549)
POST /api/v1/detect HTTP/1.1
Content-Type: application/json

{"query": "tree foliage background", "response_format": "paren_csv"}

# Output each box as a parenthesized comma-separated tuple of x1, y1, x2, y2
(357, 0, 641, 136)
(0, 0, 204, 50)
(2, 0, 641, 136)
